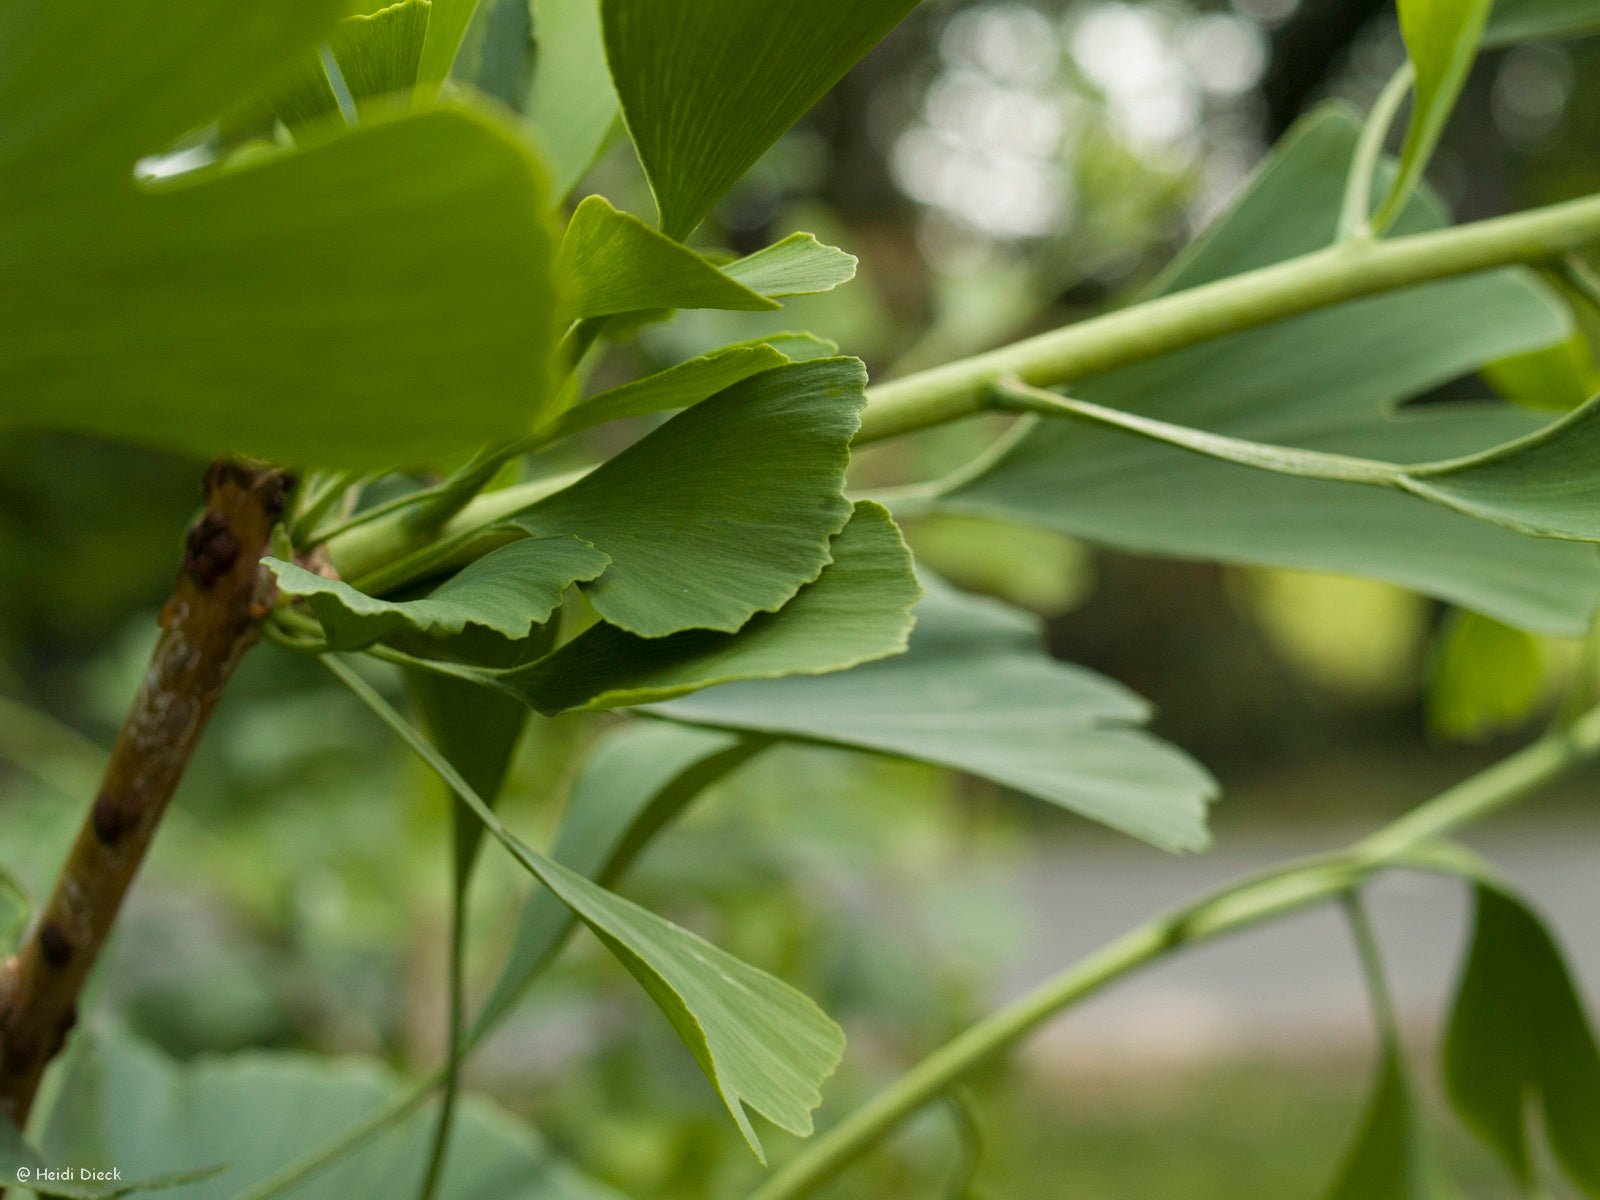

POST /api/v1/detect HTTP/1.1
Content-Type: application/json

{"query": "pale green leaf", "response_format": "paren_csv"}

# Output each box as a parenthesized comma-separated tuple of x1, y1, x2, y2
(473, 723, 760, 1033)
(1483, 331, 1600, 412)
(936, 105, 1600, 635)
(1380, 0, 1494, 230)
(722, 233, 858, 298)
(335, 0, 431, 106)
(328, 660, 845, 1163)
(559, 195, 778, 319)
(527, 0, 620, 198)
(419, 0, 483, 89)
(266, 537, 609, 651)
(602, 0, 921, 238)
(1486, 0, 1600, 45)
(1427, 611, 1546, 740)
(461, 502, 919, 713)
(652, 572, 1216, 853)
(2, 102, 562, 469)
(30, 1025, 622, 1200)
(510, 358, 864, 636)
(1444, 885, 1600, 1196)
(544, 342, 791, 439)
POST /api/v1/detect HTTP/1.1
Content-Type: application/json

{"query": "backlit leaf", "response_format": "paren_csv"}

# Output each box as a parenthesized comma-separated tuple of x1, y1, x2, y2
(419, 0, 483, 90)
(527, 0, 619, 198)
(722, 234, 859, 298)
(559, 195, 778, 319)
(1426, 611, 1546, 740)
(1444, 885, 1600, 1196)
(602, 0, 922, 238)
(266, 537, 609, 651)
(1379, 0, 1493, 230)
(935, 106, 1600, 635)
(510, 358, 865, 636)
(652, 572, 1216, 852)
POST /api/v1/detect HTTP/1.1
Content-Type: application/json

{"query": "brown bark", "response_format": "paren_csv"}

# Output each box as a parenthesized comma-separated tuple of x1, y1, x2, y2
(0, 460, 289, 1128)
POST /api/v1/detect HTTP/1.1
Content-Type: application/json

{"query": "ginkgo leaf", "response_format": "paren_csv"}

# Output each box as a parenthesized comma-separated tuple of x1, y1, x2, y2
(543, 343, 791, 439)
(652, 572, 1216, 852)
(509, 358, 865, 637)
(559, 195, 779, 319)
(0, 1, 563, 470)
(934, 105, 1600, 635)
(1321, 1048, 1455, 1200)
(1379, 0, 1493, 230)
(267, 538, 609, 652)
(996, 383, 1600, 543)
(601, 0, 921, 238)
(473, 723, 760, 1034)
(484, 502, 919, 714)
(30, 1025, 623, 1200)
(418, 0, 482, 90)
(1444, 884, 1600, 1196)
(328, 659, 846, 1163)
(721, 233, 859, 297)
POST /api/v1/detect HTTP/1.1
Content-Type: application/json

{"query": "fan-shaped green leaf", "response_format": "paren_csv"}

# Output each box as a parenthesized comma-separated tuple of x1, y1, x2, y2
(509, 358, 865, 636)
(545, 343, 791, 439)
(935, 105, 1600, 635)
(652, 572, 1216, 852)
(453, 502, 919, 713)
(1321, 1047, 1455, 1200)
(474, 723, 760, 1033)
(27, 1026, 622, 1200)
(419, 0, 483, 90)
(266, 537, 609, 652)
(1, 101, 562, 469)
(560, 196, 778, 319)
(722, 234, 858, 298)
(327, 661, 846, 1163)
(1444, 885, 1600, 1196)
(601, 0, 921, 238)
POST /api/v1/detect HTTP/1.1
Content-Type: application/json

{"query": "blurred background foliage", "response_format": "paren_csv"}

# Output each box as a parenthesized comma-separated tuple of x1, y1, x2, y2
(4, 1, 1600, 1196)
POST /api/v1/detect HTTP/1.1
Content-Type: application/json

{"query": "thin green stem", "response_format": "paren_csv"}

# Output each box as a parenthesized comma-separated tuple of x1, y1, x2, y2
(413, 872, 469, 1200)
(746, 705, 1600, 1200)
(856, 187, 1600, 443)
(1338, 65, 1415, 241)
(1340, 892, 1402, 1050)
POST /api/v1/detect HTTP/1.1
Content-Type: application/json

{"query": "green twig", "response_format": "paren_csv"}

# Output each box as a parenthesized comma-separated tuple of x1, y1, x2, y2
(745, 705, 1600, 1200)
(1338, 65, 1415, 241)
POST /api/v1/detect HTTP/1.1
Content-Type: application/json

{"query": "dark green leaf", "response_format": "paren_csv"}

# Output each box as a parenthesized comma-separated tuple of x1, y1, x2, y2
(31, 1025, 622, 1199)
(265, 537, 609, 651)
(1321, 1048, 1454, 1200)
(602, 0, 921, 238)
(1444, 885, 1600, 1195)
(652, 572, 1216, 852)
(1486, 0, 1600, 45)
(936, 105, 1600, 635)
(559, 195, 778, 319)
(527, 0, 619, 198)
(510, 358, 864, 636)
(473, 722, 760, 1032)
(468, 501, 919, 713)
